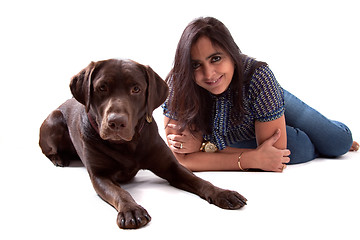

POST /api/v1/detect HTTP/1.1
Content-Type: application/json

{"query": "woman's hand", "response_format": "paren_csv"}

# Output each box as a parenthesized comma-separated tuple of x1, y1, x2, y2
(252, 129, 291, 172)
(166, 123, 203, 154)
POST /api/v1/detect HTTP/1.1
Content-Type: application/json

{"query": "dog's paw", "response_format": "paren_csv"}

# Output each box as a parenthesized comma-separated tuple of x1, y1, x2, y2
(207, 190, 247, 210)
(117, 204, 151, 229)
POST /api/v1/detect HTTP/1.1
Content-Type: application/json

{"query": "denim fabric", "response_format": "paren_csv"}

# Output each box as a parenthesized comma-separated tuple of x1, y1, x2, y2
(229, 90, 353, 164)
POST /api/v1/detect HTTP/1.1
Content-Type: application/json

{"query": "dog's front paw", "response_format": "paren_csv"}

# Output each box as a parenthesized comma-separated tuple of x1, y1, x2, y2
(207, 190, 247, 210)
(117, 204, 151, 229)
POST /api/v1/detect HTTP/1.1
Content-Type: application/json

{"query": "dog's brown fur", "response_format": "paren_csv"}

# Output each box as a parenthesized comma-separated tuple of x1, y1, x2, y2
(39, 59, 247, 229)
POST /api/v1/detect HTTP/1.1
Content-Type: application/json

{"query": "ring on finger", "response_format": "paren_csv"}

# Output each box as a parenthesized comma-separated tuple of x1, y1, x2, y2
(180, 143, 183, 149)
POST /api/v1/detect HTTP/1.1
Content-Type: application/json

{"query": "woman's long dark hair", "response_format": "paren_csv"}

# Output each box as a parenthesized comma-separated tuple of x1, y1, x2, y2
(166, 17, 265, 134)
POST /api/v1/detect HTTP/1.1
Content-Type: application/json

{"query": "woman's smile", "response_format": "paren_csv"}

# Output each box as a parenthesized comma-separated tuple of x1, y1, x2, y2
(205, 74, 223, 85)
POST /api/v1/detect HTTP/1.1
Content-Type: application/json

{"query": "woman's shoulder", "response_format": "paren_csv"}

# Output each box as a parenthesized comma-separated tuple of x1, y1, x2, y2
(248, 64, 279, 91)
(245, 61, 283, 103)
(241, 61, 285, 122)
(241, 54, 268, 78)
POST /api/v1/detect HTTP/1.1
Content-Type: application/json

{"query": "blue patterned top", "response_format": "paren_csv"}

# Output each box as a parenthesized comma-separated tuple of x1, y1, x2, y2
(162, 58, 285, 150)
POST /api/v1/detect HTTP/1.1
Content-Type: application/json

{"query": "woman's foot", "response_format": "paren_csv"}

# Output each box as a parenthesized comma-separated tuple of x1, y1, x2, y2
(350, 141, 359, 151)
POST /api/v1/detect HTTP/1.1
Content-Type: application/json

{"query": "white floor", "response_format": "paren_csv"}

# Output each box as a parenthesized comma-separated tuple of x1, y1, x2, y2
(1, 1, 359, 240)
(1, 108, 359, 240)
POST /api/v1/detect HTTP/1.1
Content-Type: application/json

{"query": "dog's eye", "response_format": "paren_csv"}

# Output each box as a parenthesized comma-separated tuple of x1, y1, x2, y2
(131, 86, 141, 94)
(98, 85, 108, 92)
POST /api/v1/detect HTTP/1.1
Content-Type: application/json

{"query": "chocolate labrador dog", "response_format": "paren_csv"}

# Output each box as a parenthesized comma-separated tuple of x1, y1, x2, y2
(39, 59, 247, 229)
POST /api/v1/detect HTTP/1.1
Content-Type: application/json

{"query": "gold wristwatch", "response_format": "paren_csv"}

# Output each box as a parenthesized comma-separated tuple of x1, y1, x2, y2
(200, 141, 218, 153)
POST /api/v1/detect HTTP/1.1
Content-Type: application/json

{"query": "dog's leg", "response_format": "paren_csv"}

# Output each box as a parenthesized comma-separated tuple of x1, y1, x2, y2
(162, 162, 247, 209)
(148, 145, 247, 210)
(90, 175, 151, 229)
(39, 109, 79, 167)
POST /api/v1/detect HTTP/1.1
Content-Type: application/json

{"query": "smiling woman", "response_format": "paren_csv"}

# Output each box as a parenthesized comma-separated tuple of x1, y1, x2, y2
(162, 16, 358, 172)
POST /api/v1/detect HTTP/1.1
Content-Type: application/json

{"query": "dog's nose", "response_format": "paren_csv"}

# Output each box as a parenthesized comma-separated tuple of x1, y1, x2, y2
(107, 113, 128, 130)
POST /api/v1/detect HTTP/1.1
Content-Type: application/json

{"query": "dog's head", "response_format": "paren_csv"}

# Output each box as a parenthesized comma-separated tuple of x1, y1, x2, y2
(70, 59, 168, 142)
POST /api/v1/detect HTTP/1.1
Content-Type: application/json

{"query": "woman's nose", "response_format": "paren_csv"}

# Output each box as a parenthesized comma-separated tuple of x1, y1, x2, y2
(203, 64, 215, 80)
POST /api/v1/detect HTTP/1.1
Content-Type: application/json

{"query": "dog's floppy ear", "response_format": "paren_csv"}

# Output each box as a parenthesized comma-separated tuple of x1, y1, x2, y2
(70, 61, 97, 112)
(143, 65, 169, 123)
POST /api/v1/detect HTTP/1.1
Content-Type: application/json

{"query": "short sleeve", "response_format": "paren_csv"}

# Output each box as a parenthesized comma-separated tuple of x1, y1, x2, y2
(248, 65, 285, 122)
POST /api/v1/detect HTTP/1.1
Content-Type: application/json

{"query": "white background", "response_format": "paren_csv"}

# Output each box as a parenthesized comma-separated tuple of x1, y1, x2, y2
(0, 0, 359, 239)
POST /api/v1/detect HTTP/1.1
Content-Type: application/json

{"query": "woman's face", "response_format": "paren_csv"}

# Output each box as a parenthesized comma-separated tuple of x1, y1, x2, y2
(191, 36, 235, 95)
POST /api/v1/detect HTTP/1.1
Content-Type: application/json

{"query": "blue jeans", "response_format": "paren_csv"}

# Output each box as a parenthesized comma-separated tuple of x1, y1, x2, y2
(230, 90, 353, 164)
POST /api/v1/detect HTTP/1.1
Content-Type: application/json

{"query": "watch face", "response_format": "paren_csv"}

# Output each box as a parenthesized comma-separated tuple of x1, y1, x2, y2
(205, 142, 217, 153)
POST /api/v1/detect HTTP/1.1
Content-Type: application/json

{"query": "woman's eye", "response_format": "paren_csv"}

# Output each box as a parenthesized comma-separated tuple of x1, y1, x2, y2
(211, 56, 221, 63)
(132, 86, 141, 94)
(192, 62, 201, 70)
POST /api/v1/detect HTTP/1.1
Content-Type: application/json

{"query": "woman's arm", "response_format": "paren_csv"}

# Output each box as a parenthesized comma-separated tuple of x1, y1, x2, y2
(255, 115, 287, 149)
(252, 115, 290, 171)
(164, 116, 290, 172)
